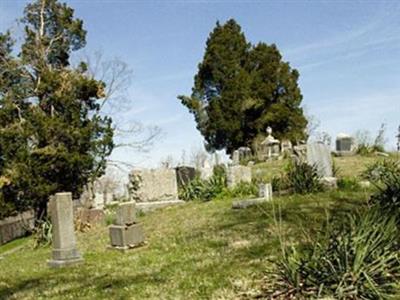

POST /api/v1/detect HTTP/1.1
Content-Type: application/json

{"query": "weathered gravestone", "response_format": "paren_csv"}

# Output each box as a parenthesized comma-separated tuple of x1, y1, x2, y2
(175, 166, 196, 188)
(232, 183, 273, 209)
(48, 192, 83, 268)
(335, 133, 355, 156)
(306, 142, 333, 178)
(109, 201, 144, 252)
(129, 168, 184, 212)
(227, 165, 252, 188)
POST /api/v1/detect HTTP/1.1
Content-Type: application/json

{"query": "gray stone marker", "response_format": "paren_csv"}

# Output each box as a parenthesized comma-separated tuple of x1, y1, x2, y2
(109, 201, 144, 251)
(129, 168, 184, 212)
(258, 183, 273, 200)
(232, 182, 272, 209)
(227, 165, 252, 188)
(48, 192, 83, 268)
(306, 142, 333, 178)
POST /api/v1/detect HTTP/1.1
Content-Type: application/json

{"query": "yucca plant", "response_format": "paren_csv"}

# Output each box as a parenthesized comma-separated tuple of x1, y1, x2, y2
(365, 160, 400, 218)
(274, 209, 400, 299)
(286, 161, 323, 194)
(32, 218, 53, 248)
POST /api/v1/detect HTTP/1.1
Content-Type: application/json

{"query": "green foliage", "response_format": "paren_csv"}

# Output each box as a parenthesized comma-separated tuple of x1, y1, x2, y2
(179, 19, 307, 155)
(367, 160, 400, 217)
(270, 161, 322, 194)
(0, 0, 114, 219)
(179, 173, 226, 202)
(229, 181, 258, 198)
(337, 177, 360, 191)
(276, 209, 400, 299)
(32, 219, 53, 248)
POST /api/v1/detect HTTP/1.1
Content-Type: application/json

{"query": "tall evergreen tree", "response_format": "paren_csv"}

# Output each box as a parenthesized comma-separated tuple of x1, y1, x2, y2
(0, 0, 113, 219)
(179, 19, 307, 155)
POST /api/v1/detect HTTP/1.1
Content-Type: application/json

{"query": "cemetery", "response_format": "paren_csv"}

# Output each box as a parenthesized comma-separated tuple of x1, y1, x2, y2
(1, 1, 400, 299)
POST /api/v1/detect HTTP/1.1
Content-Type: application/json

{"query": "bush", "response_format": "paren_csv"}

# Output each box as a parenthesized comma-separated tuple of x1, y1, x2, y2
(367, 160, 400, 217)
(274, 209, 400, 299)
(223, 181, 258, 199)
(337, 177, 360, 191)
(32, 219, 52, 248)
(286, 161, 323, 194)
(179, 168, 226, 202)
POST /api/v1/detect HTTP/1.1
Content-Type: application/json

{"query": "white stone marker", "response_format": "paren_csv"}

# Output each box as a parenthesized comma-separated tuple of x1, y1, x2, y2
(48, 192, 83, 268)
(258, 183, 273, 200)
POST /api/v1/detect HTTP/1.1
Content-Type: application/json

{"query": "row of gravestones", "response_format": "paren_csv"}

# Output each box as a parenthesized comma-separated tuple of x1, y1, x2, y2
(46, 142, 335, 267)
(232, 131, 357, 164)
(47, 192, 144, 268)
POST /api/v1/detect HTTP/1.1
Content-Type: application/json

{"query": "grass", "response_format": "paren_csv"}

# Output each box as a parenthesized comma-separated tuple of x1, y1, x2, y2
(0, 155, 387, 299)
(0, 190, 369, 299)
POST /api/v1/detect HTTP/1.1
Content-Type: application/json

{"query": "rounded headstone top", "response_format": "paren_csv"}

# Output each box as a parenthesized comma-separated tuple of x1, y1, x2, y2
(336, 133, 352, 139)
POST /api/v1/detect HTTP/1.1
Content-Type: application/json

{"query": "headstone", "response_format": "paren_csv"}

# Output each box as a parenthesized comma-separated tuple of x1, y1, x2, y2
(175, 166, 196, 188)
(258, 183, 273, 200)
(227, 165, 252, 188)
(281, 140, 293, 155)
(48, 192, 83, 268)
(129, 168, 184, 212)
(109, 201, 144, 251)
(232, 150, 240, 165)
(306, 142, 333, 178)
(75, 208, 105, 225)
(335, 133, 355, 156)
(260, 127, 280, 160)
(397, 125, 400, 152)
(237, 147, 252, 162)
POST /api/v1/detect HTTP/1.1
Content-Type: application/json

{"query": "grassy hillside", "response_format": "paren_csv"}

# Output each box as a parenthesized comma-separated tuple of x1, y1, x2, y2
(0, 155, 390, 299)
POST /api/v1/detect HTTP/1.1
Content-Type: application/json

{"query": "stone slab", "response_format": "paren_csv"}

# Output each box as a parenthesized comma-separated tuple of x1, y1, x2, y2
(109, 224, 144, 248)
(227, 165, 252, 188)
(306, 143, 333, 177)
(130, 169, 178, 202)
(115, 201, 137, 226)
(136, 200, 185, 213)
(232, 198, 269, 209)
(47, 257, 84, 268)
(48, 192, 83, 267)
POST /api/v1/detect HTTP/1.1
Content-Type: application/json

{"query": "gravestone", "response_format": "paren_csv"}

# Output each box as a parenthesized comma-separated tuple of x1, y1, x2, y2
(129, 168, 184, 211)
(227, 165, 252, 188)
(48, 192, 83, 268)
(306, 142, 333, 177)
(260, 127, 280, 160)
(258, 183, 273, 200)
(232, 150, 240, 165)
(175, 166, 196, 188)
(109, 201, 144, 251)
(335, 133, 355, 156)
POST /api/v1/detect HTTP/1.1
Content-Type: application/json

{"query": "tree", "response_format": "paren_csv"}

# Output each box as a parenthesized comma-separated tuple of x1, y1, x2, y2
(179, 19, 307, 155)
(0, 0, 113, 219)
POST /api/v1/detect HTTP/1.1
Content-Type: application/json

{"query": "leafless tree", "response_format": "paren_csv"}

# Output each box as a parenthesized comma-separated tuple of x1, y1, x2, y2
(81, 50, 162, 164)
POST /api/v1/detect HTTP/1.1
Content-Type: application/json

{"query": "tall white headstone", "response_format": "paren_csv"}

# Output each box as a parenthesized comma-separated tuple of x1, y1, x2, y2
(48, 192, 83, 268)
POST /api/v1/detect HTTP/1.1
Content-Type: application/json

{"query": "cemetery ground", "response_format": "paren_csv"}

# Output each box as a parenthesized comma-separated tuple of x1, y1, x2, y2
(0, 155, 398, 299)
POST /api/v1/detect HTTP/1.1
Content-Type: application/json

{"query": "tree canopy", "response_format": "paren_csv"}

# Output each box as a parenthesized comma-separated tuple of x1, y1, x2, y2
(179, 19, 307, 155)
(0, 0, 113, 219)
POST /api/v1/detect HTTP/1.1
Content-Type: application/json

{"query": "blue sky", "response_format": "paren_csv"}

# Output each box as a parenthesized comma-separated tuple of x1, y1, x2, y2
(1, 0, 400, 167)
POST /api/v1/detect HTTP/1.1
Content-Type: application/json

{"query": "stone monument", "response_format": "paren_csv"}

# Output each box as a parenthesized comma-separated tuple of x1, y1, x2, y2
(260, 127, 280, 160)
(48, 192, 83, 268)
(109, 201, 145, 252)
(129, 168, 184, 212)
(335, 133, 355, 156)
(258, 183, 273, 200)
(306, 142, 333, 178)
(227, 165, 252, 188)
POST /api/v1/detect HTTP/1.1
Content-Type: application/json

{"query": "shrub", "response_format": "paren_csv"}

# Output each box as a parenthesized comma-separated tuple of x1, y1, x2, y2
(337, 177, 360, 191)
(274, 209, 400, 299)
(226, 181, 258, 198)
(286, 161, 323, 194)
(32, 218, 53, 248)
(367, 160, 400, 217)
(179, 169, 226, 202)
